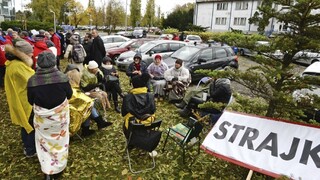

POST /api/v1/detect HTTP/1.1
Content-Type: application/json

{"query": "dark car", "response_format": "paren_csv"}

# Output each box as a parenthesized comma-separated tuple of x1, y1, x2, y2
(106, 39, 150, 62)
(163, 45, 238, 82)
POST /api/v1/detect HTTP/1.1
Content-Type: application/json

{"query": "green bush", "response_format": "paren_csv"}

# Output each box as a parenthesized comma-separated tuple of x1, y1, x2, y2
(1, 20, 61, 31)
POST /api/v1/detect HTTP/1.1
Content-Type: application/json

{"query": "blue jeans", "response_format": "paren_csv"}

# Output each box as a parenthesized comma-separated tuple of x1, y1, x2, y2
(21, 111, 36, 155)
(82, 107, 99, 127)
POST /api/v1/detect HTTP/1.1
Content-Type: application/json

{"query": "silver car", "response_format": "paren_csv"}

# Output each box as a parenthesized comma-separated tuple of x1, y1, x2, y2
(101, 35, 130, 50)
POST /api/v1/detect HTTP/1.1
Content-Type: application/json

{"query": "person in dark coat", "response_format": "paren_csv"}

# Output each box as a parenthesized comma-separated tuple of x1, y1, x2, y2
(121, 73, 156, 138)
(91, 29, 106, 66)
(82, 32, 93, 65)
(100, 56, 124, 113)
(126, 52, 150, 90)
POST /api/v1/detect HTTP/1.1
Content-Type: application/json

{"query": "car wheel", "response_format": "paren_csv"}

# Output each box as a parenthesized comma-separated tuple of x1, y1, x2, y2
(240, 49, 245, 56)
(311, 59, 319, 64)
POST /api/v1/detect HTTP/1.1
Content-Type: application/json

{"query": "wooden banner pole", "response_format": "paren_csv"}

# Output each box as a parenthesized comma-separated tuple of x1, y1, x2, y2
(246, 170, 253, 180)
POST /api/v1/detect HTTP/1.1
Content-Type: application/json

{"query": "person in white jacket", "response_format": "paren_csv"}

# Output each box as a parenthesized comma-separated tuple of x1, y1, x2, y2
(64, 35, 86, 73)
(164, 59, 191, 102)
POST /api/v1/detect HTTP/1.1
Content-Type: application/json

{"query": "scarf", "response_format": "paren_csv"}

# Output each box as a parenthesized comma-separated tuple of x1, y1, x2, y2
(28, 67, 69, 87)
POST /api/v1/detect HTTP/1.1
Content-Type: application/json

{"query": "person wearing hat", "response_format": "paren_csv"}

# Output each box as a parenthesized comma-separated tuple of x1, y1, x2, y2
(164, 59, 191, 102)
(121, 73, 156, 137)
(64, 34, 86, 72)
(100, 56, 124, 113)
(27, 51, 72, 179)
(80, 60, 111, 118)
(4, 41, 36, 158)
(64, 64, 112, 138)
(147, 54, 168, 101)
(33, 34, 50, 70)
(126, 52, 149, 89)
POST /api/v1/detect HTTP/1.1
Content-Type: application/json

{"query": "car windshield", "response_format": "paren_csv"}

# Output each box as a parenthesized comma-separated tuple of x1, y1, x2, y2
(188, 36, 201, 40)
(170, 46, 200, 61)
(119, 40, 133, 48)
(137, 41, 156, 53)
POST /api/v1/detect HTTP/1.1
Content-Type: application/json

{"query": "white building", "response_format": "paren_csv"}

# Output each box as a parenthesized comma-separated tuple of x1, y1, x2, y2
(194, 0, 292, 34)
(0, 0, 14, 21)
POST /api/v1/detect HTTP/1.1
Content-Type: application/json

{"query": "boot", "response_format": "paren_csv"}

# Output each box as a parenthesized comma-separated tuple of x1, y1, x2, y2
(175, 101, 186, 109)
(114, 101, 121, 113)
(81, 126, 95, 137)
(93, 116, 112, 130)
(179, 107, 192, 118)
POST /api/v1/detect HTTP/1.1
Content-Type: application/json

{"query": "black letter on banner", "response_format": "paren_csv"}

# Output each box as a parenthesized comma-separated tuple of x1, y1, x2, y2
(213, 121, 231, 139)
(229, 124, 245, 143)
(239, 127, 259, 150)
(299, 140, 320, 168)
(255, 132, 278, 157)
(280, 137, 300, 161)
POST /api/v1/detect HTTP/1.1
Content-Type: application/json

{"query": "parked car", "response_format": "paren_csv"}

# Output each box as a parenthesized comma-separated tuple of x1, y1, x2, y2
(115, 40, 187, 71)
(132, 29, 147, 38)
(293, 50, 320, 66)
(101, 35, 131, 50)
(293, 62, 320, 122)
(163, 45, 239, 82)
(184, 35, 203, 45)
(238, 41, 270, 56)
(158, 34, 173, 40)
(106, 39, 151, 62)
(115, 31, 133, 38)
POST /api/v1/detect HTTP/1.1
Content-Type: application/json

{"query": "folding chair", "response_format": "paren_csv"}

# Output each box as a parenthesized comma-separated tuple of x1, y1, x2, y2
(162, 117, 203, 163)
(125, 119, 162, 174)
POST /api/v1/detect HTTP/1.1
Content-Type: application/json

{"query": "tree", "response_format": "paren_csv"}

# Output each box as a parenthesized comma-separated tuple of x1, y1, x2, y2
(143, 0, 155, 27)
(221, 0, 320, 121)
(130, 0, 141, 27)
(68, 0, 85, 28)
(106, 0, 125, 32)
(163, 3, 194, 31)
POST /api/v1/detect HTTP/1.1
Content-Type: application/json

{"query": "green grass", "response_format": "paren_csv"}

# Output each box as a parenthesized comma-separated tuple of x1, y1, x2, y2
(0, 59, 269, 179)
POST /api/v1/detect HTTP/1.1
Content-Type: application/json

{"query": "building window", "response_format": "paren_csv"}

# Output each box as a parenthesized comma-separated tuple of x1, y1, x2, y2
(235, 2, 249, 10)
(234, 18, 247, 26)
(215, 17, 227, 25)
(217, 2, 228, 10)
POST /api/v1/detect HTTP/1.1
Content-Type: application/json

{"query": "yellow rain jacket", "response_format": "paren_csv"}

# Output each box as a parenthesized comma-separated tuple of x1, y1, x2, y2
(5, 60, 35, 133)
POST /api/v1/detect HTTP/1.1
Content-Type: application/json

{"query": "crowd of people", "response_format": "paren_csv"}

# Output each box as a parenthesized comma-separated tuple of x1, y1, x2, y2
(1, 27, 232, 179)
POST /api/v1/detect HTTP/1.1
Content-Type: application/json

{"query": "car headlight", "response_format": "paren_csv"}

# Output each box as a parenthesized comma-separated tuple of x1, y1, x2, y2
(123, 58, 134, 63)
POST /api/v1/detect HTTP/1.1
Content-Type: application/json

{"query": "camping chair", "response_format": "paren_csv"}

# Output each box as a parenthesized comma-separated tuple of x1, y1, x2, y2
(162, 117, 203, 163)
(125, 119, 162, 174)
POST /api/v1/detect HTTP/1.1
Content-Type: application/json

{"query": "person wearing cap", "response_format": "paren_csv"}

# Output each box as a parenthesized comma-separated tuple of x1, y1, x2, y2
(147, 54, 168, 101)
(65, 64, 112, 137)
(4, 41, 36, 158)
(33, 34, 50, 70)
(27, 51, 72, 179)
(100, 56, 124, 113)
(64, 34, 86, 72)
(91, 29, 106, 66)
(126, 52, 149, 90)
(48, 28, 61, 70)
(164, 59, 191, 102)
(121, 73, 156, 137)
(80, 60, 111, 117)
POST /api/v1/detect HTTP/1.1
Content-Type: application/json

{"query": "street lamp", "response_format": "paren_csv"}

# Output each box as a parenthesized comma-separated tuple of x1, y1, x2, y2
(49, 9, 56, 32)
(89, 14, 92, 30)
(125, 0, 128, 31)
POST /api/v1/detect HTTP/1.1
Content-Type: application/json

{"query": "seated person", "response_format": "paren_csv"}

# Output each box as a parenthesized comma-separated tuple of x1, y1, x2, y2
(121, 73, 156, 139)
(65, 64, 112, 137)
(126, 52, 149, 90)
(148, 54, 168, 101)
(179, 78, 232, 124)
(164, 59, 190, 102)
(100, 56, 124, 113)
(80, 60, 111, 117)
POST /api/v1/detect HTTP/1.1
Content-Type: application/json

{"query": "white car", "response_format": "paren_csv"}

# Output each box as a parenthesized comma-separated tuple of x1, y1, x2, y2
(101, 35, 130, 50)
(293, 50, 320, 65)
(184, 35, 202, 45)
(158, 34, 173, 40)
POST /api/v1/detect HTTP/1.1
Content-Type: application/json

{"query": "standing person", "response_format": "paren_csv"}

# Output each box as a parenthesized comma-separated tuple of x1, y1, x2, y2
(172, 33, 179, 41)
(91, 29, 106, 66)
(100, 56, 124, 113)
(48, 28, 61, 70)
(57, 30, 65, 58)
(64, 35, 86, 72)
(0, 32, 11, 88)
(164, 59, 190, 102)
(147, 54, 168, 101)
(27, 51, 73, 179)
(20, 31, 35, 45)
(179, 32, 185, 41)
(82, 33, 93, 65)
(4, 41, 36, 158)
(5, 28, 13, 43)
(33, 35, 50, 70)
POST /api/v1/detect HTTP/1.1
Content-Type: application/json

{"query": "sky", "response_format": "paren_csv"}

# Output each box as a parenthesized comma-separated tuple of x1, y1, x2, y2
(16, 0, 195, 14)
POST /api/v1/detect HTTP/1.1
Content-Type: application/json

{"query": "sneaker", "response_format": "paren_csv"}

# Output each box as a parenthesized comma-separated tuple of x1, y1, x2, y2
(149, 150, 158, 157)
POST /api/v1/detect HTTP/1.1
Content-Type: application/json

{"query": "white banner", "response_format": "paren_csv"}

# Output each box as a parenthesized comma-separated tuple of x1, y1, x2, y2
(201, 111, 320, 180)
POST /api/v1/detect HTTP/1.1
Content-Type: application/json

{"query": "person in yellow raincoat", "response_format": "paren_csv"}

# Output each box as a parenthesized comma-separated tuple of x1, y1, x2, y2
(4, 40, 36, 157)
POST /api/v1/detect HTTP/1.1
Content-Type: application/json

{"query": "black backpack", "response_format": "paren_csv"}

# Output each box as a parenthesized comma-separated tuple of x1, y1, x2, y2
(71, 44, 85, 63)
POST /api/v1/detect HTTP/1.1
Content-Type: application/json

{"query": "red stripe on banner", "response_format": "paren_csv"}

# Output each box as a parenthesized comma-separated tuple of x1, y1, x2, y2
(225, 110, 320, 129)
(200, 145, 282, 178)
